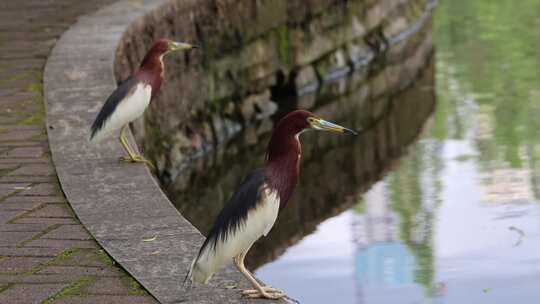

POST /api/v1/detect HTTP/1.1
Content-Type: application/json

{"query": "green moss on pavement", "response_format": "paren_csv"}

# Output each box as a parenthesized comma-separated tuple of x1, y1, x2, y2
(42, 276, 96, 304)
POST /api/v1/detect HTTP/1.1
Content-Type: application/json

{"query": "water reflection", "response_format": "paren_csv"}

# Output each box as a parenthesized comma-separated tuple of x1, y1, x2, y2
(349, 137, 443, 303)
(248, 59, 436, 268)
(166, 55, 435, 269)
(257, 1, 540, 303)
(255, 75, 439, 302)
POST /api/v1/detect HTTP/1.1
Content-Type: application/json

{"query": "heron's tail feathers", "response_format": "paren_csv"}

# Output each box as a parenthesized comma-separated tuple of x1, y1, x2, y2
(184, 253, 215, 288)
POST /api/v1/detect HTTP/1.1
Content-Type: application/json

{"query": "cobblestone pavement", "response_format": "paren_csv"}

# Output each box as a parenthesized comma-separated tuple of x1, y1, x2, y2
(0, 1, 158, 303)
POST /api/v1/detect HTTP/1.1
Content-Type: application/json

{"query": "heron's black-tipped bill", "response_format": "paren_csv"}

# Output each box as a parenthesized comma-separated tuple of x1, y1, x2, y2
(308, 117, 358, 135)
(169, 41, 197, 51)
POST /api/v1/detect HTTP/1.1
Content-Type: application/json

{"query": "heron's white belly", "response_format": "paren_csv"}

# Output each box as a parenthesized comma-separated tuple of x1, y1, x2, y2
(92, 83, 151, 142)
(193, 188, 280, 283)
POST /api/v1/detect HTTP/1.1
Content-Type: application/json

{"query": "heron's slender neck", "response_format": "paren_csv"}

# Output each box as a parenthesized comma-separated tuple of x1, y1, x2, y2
(265, 125, 301, 208)
(136, 50, 164, 98)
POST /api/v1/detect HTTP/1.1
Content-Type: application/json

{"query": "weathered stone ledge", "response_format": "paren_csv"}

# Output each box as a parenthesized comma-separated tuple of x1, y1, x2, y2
(43, 0, 271, 303)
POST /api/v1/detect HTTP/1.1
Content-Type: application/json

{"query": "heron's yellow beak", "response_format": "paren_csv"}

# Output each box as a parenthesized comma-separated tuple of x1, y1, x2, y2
(169, 41, 198, 51)
(307, 117, 357, 135)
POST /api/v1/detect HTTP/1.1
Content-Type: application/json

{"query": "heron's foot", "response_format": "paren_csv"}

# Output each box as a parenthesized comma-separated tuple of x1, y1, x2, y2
(119, 155, 131, 162)
(242, 286, 283, 295)
(119, 155, 155, 170)
(242, 287, 285, 299)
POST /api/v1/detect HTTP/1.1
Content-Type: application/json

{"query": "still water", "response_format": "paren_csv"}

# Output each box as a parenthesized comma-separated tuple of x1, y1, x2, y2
(254, 1, 540, 303)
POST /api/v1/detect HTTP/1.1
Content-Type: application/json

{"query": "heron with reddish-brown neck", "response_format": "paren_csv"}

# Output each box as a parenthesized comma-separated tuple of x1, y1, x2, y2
(186, 110, 357, 300)
(89, 39, 197, 169)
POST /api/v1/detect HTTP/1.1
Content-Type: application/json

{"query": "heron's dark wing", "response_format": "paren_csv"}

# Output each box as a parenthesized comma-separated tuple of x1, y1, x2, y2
(198, 168, 267, 256)
(89, 76, 139, 140)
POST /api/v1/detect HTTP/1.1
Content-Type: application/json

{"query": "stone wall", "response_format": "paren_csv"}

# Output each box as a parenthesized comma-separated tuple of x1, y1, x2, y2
(114, 0, 436, 178)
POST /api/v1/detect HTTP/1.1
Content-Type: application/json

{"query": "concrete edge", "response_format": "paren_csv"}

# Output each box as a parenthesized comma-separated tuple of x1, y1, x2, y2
(43, 1, 264, 303)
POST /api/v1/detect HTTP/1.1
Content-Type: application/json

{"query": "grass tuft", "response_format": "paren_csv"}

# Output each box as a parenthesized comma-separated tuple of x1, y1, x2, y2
(95, 249, 115, 267)
(0, 284, 12, 294)
(42, 276, 95, 304)
(24, 247, 79, 275)
(125, 276, 149, 296)
(19, 112, 45, 126)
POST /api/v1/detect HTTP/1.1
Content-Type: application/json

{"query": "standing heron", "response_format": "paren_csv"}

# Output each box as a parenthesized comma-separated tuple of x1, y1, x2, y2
(186, 110, 356, 300)
(89, 38, 197, 168)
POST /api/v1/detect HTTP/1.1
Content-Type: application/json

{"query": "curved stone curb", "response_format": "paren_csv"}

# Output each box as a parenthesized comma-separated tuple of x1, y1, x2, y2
(43, 1, 265, 303)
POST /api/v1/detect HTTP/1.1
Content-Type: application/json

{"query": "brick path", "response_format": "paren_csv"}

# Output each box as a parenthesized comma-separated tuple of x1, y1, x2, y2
(0, 1, 158, 303)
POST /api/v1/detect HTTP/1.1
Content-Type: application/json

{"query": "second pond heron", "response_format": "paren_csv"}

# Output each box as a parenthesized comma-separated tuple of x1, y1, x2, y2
(89, 38, 197, 169)
(186, 110, 357, 300)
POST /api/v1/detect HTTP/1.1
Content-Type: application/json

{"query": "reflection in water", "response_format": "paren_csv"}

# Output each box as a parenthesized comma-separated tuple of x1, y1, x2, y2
(350, 136, 443, 303)
(166, 57, 436, 269)
(166, 22, 435, 270)
(257, 1, 540, 303)
(248, 58, 436, 268)
(255, 64, 436, 303)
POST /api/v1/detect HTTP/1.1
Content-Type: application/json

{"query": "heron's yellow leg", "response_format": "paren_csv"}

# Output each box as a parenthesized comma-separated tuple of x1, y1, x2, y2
(233, 252, 285, 300)
(119, 125, 136, 159)
(118, 125, 155, 170)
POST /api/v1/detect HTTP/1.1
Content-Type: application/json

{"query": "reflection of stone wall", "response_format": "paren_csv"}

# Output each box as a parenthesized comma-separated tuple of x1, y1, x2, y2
(167, 50, 436, 269)
(247, 57, 436, 268)
(114, 0, 436, 177)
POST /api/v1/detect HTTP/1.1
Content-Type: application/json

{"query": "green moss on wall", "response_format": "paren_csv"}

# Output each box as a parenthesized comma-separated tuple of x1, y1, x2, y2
(275, 25, 290, 65)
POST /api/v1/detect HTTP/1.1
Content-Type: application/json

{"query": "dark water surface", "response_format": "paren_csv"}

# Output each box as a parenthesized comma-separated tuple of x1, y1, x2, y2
(167, 1, 540, 303)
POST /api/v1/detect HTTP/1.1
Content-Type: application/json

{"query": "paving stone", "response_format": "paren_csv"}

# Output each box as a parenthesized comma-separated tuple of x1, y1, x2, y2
(0, 129, 41, 141)
(37, 265, 123, 276)
(0, 247, 62, 257)
(0, 163, 19, 170)
(3, 195, 65, 204)
(0, 183, 29, 198)
(0, 200, 43, 211)
(80, 277, 132, 295)
(17, 183, 56, 196)
(24, 239, 97, 249)
(0, 157, 47, 163)
(2, 146, 44, 158)
(14, 217, 76, 225)
(55, 295, 157, 304)
(0, 223, 50, 232)
(57, 249, 108, 267)
(0, 125, 42, 132)
(27, 205, 72, 218)
(0, 210, 27, 223)
(0, 274, 88, 284)
(0, 175, 54, 183)
(0, 283, 67, 304)
(0, 256, 49, 274)
(0, 116, 21, 125)
(43, 224, 91, 240)
(0, 231, 36, 246)
(8, 164, 53, 176)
